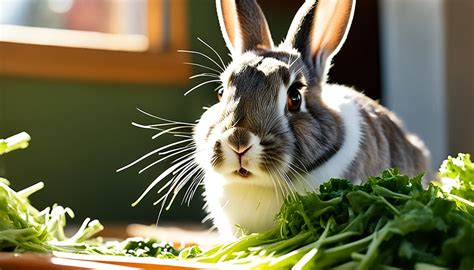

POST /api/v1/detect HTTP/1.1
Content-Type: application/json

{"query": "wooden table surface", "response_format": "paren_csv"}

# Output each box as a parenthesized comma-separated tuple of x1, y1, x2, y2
(0, 252, 218, 270)
(0, 224, 222, 270)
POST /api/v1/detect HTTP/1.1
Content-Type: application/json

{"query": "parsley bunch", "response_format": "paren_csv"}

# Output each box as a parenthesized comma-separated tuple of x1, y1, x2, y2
(198, 163, 474, 269)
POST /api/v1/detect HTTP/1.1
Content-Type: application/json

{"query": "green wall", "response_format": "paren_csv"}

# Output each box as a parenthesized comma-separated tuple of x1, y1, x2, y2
(0, 1, 296, 225)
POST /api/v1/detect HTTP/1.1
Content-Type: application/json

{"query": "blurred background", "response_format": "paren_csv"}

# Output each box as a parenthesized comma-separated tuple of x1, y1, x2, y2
(0, 0, 472, 230)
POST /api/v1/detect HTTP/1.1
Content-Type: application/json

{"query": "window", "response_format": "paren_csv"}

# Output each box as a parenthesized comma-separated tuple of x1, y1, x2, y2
(0, 0, 190, 84)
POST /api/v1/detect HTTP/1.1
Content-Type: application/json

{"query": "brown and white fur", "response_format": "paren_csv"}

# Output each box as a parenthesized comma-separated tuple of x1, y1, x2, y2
(193, 0, 429, 239)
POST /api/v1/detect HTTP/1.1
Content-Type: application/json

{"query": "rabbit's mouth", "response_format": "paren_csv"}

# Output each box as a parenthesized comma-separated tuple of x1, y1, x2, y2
(235, 167, 251, 178)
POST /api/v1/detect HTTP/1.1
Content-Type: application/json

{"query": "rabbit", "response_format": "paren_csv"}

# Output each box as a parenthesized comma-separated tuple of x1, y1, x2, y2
(193, 0, 430, 239)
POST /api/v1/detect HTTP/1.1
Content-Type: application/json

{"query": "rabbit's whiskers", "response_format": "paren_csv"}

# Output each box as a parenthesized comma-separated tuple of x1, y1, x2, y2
(138, 147, 195, 174)
(180, 38, 231, 96)
(178, 49, 225, 72)
(116, 139, 192, 173)
(183, 62, 221, 74)
(197, 37, 227, 69)
(184, 79, 222, 96)
(117, 108, 208, 227)
(263, 156, 291, 201)
(271, 158, 298, 201)
(264, 163, 283, 206)
(135, 108, 194, 125)
(214, 85, 224, 93)
(189, 73, 221, 80)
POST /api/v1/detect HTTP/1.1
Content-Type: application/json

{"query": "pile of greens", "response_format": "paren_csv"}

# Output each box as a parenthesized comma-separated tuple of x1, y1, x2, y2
(0, 178, 103, 253)
(0, 132, 200, 258)
(196, 155, 474, 269)
(0, 132, 105, 253)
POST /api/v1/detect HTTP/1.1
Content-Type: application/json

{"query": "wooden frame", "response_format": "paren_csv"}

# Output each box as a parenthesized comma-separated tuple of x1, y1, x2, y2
(0, 0, 190, 84)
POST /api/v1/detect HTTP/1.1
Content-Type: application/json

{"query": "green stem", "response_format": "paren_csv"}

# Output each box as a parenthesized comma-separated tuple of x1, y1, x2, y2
(0, 132, 31, 155)
(357, 223, 392, 270)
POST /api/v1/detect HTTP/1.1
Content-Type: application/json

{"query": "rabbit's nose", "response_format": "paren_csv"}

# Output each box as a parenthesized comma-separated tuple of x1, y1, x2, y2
(224, 127, 252, 156)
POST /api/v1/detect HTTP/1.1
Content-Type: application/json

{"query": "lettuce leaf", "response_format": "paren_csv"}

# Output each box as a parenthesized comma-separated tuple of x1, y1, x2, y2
(439, 153, 474, 202)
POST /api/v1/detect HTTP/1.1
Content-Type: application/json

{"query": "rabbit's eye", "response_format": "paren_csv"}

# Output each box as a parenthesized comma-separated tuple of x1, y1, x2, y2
(217, 87, 224, 101)
(287, 83, 302, 111)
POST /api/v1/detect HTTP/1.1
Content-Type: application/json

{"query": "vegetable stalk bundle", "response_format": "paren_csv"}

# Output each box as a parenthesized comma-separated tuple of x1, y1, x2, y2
(0, 132, 200, 258)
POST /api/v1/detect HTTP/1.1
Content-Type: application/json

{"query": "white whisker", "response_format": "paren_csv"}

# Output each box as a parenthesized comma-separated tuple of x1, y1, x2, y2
(153, 194, 167, 206)
(139, 147, 194, 174)
(173, 134, 193, 139)
(184, 172, 205, 205)
(156, 157, 198, 196)
(201, 212, 212, 224)
(183, 62, 221, 74)
(184, 79, 222, 96)
(178, 49, 225, 71)
(160, 162, 198, 211)
(132, 122, 163, 131)
(136, 108, 195, 126)
(116, 139, 192, 172)
(152, 126, 194, 139)
(274, 164, 297, 200)
(263, 156, 286, 201)
(197, 37, 227, 70)
(189, 73, 221, 80)
(156, 139, 193, 151)
(263, 161, 282, 206)
(140, 122, 195, 128)
(170, 150, 197, 165)
(156, 174, 177, 195)
(132, 122, 193, 132)
(131, 156, 195, 207)
(155, 195, 167, 227)
(175, 166, 201, 196)
(213, 85, 224, 92)
(159, 144, 194, 155)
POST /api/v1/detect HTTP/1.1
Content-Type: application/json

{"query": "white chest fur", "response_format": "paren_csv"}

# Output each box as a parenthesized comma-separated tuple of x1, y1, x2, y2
(203, 170, 282, 240)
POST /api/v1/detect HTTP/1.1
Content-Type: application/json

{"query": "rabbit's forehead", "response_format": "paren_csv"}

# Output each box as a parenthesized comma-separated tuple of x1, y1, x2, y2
(224, 51, 294, 86)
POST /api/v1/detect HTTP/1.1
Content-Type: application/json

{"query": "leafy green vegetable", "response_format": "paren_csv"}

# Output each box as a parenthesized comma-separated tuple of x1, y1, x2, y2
(0, 173, 105, 253)
(0, 132, 103, 253)
(196, 166, 474, 269)
(438, 153, 474, 204)
(0, 132, 200, 259)
(2, 131, 473, 269)
(0, 178, 201, 258)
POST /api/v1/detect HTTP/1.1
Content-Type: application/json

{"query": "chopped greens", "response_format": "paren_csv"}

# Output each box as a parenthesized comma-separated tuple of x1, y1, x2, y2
(105, 237, 202, 259)
(196, 166, 474, 269)
(120, 237, 180, 257)
(87, 237, 201, 259)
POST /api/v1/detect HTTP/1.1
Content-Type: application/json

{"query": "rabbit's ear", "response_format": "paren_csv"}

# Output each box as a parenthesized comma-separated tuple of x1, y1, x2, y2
(216, 0, 274, 55)
(284, 0, 355, 77)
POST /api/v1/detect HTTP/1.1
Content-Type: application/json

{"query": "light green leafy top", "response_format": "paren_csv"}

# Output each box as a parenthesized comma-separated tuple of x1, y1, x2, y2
(438, 153, 474, 203)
